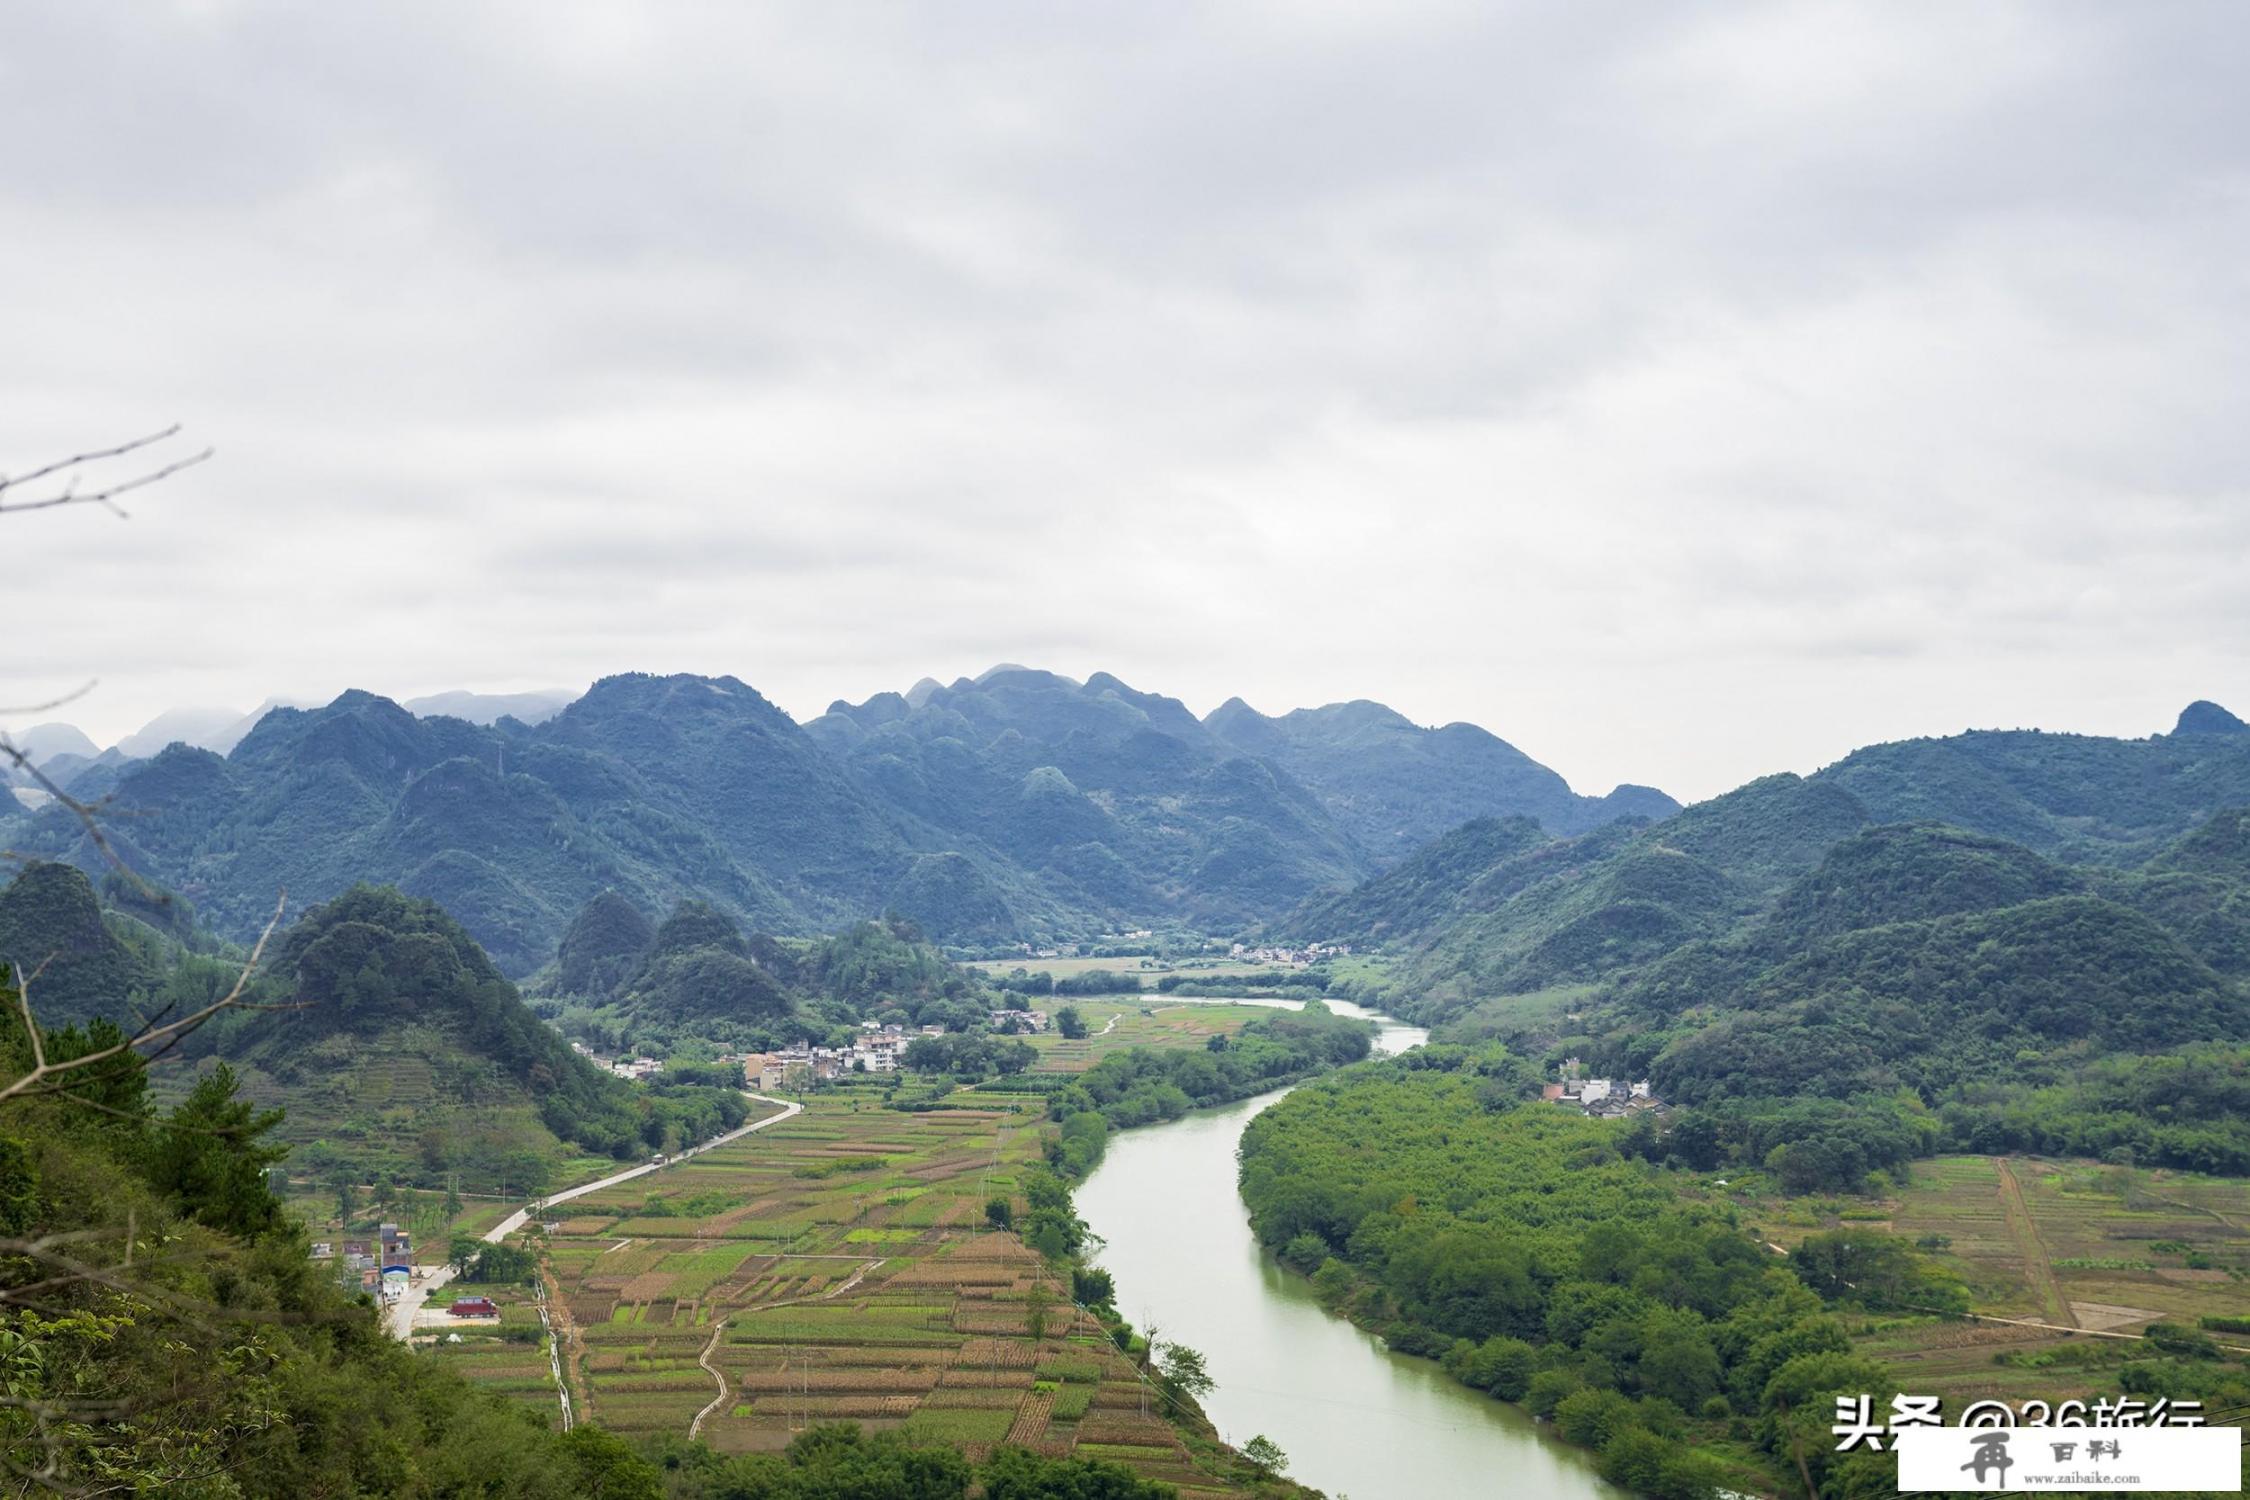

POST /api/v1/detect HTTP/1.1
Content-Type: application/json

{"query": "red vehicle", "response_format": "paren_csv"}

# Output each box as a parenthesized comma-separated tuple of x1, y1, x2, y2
(446, 1296, 499, 1319)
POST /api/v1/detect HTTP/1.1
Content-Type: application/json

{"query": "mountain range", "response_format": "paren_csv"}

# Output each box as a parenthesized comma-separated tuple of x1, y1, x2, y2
(0, 667, 1666, 972)
(1, 688, 581, 785)
(1287, 698, 2250, 1112)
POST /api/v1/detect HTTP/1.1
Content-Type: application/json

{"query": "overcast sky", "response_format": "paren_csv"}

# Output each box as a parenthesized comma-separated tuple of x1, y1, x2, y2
(4, 2, 2245, 802)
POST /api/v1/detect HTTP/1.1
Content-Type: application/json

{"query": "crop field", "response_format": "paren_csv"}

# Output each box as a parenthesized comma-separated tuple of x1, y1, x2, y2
(1025, 1000, 1279, 1074)
(413, 1279, 565, 1427)
(1742, 1154, 2250, 1412)
(507, 1089, 1251, 1496)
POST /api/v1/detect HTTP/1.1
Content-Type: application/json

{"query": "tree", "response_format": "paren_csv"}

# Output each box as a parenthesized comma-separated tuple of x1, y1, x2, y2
(1241, 1435, 1288, 1478)
(1055, 1006, 1088, 1040)
(1157, 1340, 1215, 1407)
(985, 1195, 1014, 1231)
(146, 1063, 288, 1237)
(1071, 1265, 1114, 1306)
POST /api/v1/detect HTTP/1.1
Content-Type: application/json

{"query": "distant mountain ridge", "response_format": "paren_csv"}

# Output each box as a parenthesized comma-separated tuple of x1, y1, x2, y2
(6, 689, 579, 777)
(1202, 696, 1676, 857)
(1, 666, 1660, 970)
(1287, 699, 2250, 1030)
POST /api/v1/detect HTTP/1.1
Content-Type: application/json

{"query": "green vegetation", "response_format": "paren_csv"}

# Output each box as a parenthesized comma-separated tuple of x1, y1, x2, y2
(1044, 1004, 1376, 1177)
(0, 860, 162, 1026)
(547, 902, 1001, 1052)
(1237, 1057, 1933, 1498)
(0, 962, 678, 1493)
(0, 870, 752, 1195)
(641, 1423, 1185, 1498)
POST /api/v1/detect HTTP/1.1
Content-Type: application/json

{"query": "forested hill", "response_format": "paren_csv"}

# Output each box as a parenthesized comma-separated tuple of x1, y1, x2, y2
(1288, 702, 2250, 1016)
(545, 889, 999, 1049)
(0, 860, 167, 1027)
(4, 666, 1659, 968)
(1286, 702, 2250, 1135)
(805, 667, 1365, 928)
(138, 881, 746, 1191)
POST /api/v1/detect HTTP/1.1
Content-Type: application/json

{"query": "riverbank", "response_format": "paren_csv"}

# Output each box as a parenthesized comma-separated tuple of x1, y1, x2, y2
(1076, 1009, 1630, 1500)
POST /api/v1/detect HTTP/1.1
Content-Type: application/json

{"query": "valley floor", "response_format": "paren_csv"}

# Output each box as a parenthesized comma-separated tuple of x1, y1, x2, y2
(428, 1084, 1265, 1497)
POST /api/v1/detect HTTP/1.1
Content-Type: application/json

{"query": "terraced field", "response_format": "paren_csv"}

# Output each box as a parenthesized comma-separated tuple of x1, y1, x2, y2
(524, 1089, 1253, 1498)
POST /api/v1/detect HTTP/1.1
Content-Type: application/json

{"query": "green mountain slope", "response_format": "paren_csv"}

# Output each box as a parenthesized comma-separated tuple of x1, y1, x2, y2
(548, 888, 996, 1048)
(1817, 711, 2250, 865)
(20, 675, 1072, 971)
(1301, 703, 2250, 1026)
(179, 886, 747, 1191)
(0, 861, 165, 1027)
(1635, 894, 2247, 1103)
(807, 667, 1369, 928)
(16, 666, 1669, 969)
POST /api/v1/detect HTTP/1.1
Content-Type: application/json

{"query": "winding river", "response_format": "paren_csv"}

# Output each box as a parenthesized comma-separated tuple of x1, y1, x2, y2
(1075, 999, 1622, 1500)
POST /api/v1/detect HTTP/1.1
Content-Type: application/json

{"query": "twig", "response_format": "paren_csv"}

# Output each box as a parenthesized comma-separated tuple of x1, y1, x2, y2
(0, 426, 211, 519)
(0, 893, 284, 1107)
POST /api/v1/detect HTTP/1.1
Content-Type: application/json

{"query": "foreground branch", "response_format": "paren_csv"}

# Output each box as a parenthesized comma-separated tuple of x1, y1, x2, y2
(0, 425, 210, 518)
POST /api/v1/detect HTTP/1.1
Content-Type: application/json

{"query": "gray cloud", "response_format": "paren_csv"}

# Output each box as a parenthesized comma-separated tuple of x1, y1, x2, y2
(3, 0, 2245, 801)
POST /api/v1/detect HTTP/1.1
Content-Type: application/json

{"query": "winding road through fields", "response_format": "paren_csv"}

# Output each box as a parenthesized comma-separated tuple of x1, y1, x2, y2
(385, 1091, 802, 1341)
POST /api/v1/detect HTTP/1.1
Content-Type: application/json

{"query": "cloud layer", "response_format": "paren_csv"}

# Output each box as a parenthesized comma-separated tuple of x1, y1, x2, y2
(4, 1, 2245, 800)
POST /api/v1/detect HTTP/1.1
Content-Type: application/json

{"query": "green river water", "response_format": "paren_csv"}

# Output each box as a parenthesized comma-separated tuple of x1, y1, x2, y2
(1074, 1000, 1623, 1500)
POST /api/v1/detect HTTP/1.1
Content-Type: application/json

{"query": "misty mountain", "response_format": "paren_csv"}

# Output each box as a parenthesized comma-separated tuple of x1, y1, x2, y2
(6, 722, 99, 765)
(0, 666, 1662, 973)
(402, 687, 580, 725)
(113, 705, 256, 759)
(1203, 696, 1678, 858)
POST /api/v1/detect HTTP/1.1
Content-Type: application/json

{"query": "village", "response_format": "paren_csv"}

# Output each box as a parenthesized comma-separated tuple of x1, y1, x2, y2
(738, 1010, 1052, 1089)
(1227, 940, 1354, 966)
(1543, 1060, 1664, 1118)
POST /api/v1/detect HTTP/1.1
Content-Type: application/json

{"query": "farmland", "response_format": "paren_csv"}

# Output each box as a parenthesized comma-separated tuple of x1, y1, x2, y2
(412, 1278, 566, 1428)
(511, 1087, 1258, 1497)
(1025, 999, 1283, 1073)
(1737, 1154, 2250, 1412)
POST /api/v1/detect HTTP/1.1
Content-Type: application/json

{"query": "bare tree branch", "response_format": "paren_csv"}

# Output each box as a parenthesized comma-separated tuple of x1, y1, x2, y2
(0, 683, 96, 719)
(0, 735, 134, 882)
(0, 426, 211, 519)
(0, 894, 285, 1108)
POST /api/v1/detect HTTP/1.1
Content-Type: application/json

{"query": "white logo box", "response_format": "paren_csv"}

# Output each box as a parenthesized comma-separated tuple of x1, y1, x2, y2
(1895, 1426, 2241, 1492)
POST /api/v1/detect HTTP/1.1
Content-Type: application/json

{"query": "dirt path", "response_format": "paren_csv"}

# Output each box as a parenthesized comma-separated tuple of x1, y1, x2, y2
(1996, 1157, 2077, 1328)
(687, 1316, 732, 1440)
(534, 1278, 574, 1431)
(688, 1257, 886, 1439)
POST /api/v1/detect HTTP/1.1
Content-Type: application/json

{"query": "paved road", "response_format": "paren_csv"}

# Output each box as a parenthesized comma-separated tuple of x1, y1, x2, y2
(385, 1091, 803, 1340)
